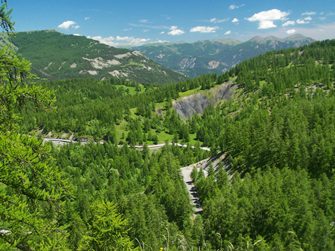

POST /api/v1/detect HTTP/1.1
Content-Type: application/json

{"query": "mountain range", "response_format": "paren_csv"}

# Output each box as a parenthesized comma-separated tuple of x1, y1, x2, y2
(134, 34, 315, 77)
(6, 31, 315, 83)
(8, 30, 186, 84)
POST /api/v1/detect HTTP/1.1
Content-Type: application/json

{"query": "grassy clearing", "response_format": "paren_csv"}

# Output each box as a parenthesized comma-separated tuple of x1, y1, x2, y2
(259, 80, 267, 88)
(115, 120, 128, 142)
(178, 87, 201, 98)
(129, 108, 137, 119)
(155, 101, 166, 110)
(189, 133, 199, 145)
(114, 84, 145, 95)
(156, 130, 174, 143)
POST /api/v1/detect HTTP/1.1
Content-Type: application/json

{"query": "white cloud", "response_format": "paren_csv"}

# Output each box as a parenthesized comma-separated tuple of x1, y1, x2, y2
(190, 26, 218, 33)
(254, 22, 335, 41)
(167, 26, 184, 36)
(297, 16, 312, 24)
(84, 17, 90, 21)
(89, 35, 154, 47)
(162, 15, 172, 21)
(247, 9, 289, 29)
(282, 20, 295, 27)
(302, 11, 316, 16)
(130, 23, 169, 30)
(224, 30, 232, 35)
(210, 17, 228, 24)
(229, 4, 245, 10)
(259, 20, 277, 29)
(291, 22, 335, 40)
(232, 17, 239, 24)
(296, 19, 306, 24)
(139, 19, 149, 24)
(58, 20, 80, 30)
(286, 29, 296, 34)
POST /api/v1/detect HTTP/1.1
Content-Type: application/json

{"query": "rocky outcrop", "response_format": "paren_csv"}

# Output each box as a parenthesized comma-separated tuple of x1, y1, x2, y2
(173, 82, 237, 119)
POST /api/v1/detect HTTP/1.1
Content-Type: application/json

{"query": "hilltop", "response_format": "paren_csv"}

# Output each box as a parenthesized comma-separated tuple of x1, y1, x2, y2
(9, 30, 186, 84)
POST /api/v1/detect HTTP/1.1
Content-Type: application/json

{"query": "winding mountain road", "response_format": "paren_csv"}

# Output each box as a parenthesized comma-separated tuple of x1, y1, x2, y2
(180, 152, 227, 215)
(180, 159, 209, 214)
(43, 137, 211, 151)
(43, 137, 228, 216)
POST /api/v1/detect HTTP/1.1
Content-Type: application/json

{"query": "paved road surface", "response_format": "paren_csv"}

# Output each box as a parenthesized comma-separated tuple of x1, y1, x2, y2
(180, 153, 227, 215)
(43, 137, 211, 151)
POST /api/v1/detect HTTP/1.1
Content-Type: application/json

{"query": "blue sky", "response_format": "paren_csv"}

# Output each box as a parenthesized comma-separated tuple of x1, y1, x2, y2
(9, 0, 335, 47)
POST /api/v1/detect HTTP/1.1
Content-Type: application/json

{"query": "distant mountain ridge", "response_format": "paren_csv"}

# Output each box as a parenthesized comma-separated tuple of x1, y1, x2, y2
(8, 30, 186, 84)
(134, 34, 315, 77)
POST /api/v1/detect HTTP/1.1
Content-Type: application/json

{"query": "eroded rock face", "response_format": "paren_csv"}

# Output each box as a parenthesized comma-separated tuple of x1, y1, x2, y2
(208, 60, 220, 69)
(173, 94, 210, 118)
(173, 82, 237, 118)
(179, 57, 196, 69)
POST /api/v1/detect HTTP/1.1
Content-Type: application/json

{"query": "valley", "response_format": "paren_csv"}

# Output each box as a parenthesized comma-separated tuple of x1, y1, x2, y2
(22, 75, 234, 146)
(135, 34, 314, 77)
(9, 38, 335, 250)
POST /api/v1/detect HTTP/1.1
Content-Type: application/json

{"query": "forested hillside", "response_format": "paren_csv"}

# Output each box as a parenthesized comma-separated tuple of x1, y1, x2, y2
(2, 29, 208, 248)
(21, 74, 227, 145)
(188, 40, 335, 249)
(9, 30, 186, 84)
(14, 38, 335, 250)
(194, 40, 335, 164)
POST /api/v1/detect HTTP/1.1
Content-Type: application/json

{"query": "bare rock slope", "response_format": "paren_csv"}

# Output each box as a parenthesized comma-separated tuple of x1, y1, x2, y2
(173, 82, 237, 118)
